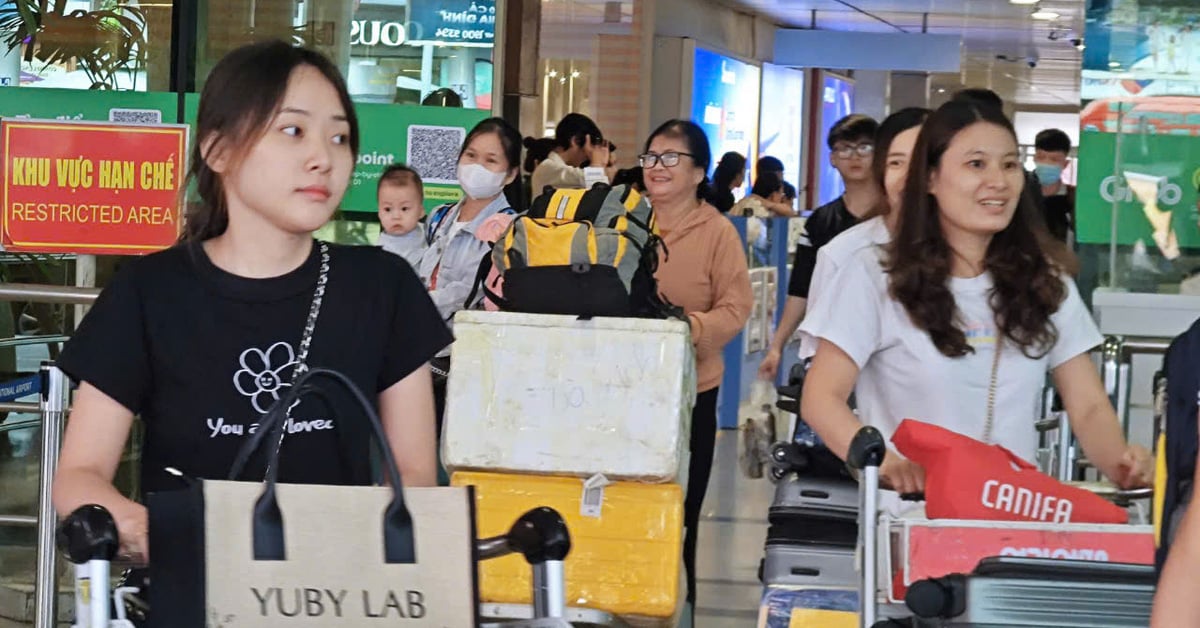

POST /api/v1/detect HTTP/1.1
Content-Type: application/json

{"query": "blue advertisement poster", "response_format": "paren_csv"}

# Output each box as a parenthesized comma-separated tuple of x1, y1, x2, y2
(691, 47, 761, 188)
(816, 73, 855, 207)
(759, 63, 805, 194)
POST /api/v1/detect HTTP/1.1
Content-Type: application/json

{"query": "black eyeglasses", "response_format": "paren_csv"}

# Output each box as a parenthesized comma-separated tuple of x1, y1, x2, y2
(832, 143, 875, 159)
(639, 151, 695, 168)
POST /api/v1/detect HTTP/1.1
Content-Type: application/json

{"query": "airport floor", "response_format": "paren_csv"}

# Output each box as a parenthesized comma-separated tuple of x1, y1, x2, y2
(691, 429, 775, 626)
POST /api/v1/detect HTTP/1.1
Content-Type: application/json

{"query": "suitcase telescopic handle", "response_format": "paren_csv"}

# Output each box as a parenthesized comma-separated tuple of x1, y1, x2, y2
(848, 426, 886, 628)
(57, 504, 119, 565)
(58, 505, 119, 628)
(476, 507, 572, 619)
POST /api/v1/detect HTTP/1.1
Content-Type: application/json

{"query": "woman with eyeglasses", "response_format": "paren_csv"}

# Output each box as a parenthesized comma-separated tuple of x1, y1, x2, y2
(640, 119, 753, 616)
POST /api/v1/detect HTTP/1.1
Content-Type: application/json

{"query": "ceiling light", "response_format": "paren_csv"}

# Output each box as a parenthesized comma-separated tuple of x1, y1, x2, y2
(937, 88, 946, 93)
(1032, 7, 1060, 20)
(1010, 0, 1038, 4)
(1109, 61, 1122, 68)
(570, 70, 581, 78)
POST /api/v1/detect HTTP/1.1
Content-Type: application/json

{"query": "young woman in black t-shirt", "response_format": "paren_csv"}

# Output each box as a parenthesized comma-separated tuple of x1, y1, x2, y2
(51, 41, 452, 562)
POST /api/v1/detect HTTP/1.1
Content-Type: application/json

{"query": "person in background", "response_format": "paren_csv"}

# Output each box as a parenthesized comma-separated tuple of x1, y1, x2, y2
(710, 151, 747, 213)
(521, 136, 556, 208)
(376, 164, 427, 268)
(52, 41, 449, 562)
(805, 107, 932, 308)
(757, 156, 798, 212)
(759, 114, 880, 381)
(611, 164, 645, 192)
(530, 113, 615, 193)
(640, 119, 752, 617)
(730, 171, 788, 217)
(798, 100, 1151, 497)
(418, 117, 521, 440)
(1033, 128, 1076, 243)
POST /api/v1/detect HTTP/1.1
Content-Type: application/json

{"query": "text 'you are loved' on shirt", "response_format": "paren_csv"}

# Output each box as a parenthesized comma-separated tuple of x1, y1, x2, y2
(799, 246, 1102, 463)
(57, 241, 452, 493)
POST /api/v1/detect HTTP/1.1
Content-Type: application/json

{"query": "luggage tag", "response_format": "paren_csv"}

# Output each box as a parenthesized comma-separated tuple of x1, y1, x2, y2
(580, 473, 612, 518)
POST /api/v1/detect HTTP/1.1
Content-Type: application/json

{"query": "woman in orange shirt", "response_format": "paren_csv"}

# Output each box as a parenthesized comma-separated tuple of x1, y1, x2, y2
(641, 119, 753, 611)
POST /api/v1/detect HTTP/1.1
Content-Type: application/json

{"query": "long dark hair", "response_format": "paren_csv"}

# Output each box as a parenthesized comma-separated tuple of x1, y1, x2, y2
(181, 40, 359, 242)
(643, 119, 713, 200)
(886, 100, 1074, 359)
(712, 151, 746, 192)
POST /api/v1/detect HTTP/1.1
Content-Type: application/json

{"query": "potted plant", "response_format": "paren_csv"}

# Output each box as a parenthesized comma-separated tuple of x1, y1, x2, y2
(0, 0, 148, 90)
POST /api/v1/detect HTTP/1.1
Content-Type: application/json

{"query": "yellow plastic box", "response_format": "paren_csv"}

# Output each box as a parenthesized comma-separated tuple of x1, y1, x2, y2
(452, 471, 683, 619)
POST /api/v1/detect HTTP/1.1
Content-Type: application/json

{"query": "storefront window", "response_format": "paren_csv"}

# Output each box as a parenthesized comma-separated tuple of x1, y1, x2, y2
(349, 0, 495, 108)
(194, 0, 496, 109)
(0, 0, 168, 91)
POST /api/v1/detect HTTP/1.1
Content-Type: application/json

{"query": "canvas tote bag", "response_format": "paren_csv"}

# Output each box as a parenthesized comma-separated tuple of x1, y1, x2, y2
(146, 368, 479, 627)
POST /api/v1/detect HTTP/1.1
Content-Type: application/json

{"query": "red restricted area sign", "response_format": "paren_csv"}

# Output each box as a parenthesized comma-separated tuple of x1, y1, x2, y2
(1, 119, 188, 255)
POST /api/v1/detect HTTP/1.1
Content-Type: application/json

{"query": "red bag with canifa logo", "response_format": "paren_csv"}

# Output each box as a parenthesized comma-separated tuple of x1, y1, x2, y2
(891, 419, 1127, 524)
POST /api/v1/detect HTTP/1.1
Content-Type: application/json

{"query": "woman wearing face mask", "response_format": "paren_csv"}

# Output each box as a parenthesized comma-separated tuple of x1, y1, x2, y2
(417, 117, 521, 437)
(798, 100, 1152, 498)
(641, 119, 753, 615)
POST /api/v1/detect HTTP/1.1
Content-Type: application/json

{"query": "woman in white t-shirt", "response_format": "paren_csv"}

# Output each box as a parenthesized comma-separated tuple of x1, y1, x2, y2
(799, 100, 1153, 495)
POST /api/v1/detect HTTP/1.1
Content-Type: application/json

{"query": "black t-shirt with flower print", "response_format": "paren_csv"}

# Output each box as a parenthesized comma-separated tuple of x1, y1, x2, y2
(57, 240, 452, 494)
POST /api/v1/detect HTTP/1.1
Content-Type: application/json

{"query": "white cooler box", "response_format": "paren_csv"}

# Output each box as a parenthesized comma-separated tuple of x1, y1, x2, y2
(443, 311, 696, 483)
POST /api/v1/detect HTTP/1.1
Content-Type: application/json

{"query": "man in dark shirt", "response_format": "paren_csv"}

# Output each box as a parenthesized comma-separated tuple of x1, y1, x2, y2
(1032, 128, 1076, 243)
(760, 113, 881, 380)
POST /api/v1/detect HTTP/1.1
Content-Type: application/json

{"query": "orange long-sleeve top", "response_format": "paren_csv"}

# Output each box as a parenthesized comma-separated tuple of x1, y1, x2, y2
(654, 202, 753, 393)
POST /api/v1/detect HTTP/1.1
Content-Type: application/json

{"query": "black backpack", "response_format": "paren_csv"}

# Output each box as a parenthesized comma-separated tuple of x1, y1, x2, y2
(1155, 317, 1200, 576)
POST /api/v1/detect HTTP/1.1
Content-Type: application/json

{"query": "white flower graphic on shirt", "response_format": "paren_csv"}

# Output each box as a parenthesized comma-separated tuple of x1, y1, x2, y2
(233, 342, 298, 414)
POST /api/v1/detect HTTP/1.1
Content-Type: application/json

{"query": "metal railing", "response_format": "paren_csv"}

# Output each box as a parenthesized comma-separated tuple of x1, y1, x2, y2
(1036, 334, 1173, 484)
(0, 283, 99, 628)
(1101, 335, 1171, 437)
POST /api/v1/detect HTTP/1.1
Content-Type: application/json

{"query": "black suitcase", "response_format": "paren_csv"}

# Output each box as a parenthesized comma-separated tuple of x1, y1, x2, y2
(759, 518, 856, 587)
(770, 473, 858, 523)
(903, 556, 1155, 627)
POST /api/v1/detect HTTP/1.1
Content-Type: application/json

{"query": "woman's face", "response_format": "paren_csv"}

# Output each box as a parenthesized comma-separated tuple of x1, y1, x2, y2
(459, 131, 517, 182)
(732, 171, 745, 189)
(929, 121, 1025, 239)
(884, 126, 921, 214)
(642, 134, 704, 207)
(216, 64, 354, 235)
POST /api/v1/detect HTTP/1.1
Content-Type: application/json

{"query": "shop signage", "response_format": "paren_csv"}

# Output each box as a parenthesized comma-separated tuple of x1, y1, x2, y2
(350, 20, 407, 47)
(0, 119, 188, 255)
(341, 102, 488, 214)
(407, 0, 495, 46)
(1075, 129, 1200, 248)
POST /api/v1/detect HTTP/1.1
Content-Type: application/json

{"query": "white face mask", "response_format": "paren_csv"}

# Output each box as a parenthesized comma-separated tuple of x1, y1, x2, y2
(457, 163, 507, 200)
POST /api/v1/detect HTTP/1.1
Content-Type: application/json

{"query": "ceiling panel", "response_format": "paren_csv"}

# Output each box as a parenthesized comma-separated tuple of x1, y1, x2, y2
(724, 0, 1086, 107)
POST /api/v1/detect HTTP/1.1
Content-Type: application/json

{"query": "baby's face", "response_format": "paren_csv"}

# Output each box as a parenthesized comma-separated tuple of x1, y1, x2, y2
(377, 183, 424, 235)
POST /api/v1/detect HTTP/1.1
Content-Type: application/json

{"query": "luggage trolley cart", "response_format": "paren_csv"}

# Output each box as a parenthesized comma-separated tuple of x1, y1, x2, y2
(847, 426, 1159, 628)
(56, 504, 621, 628)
